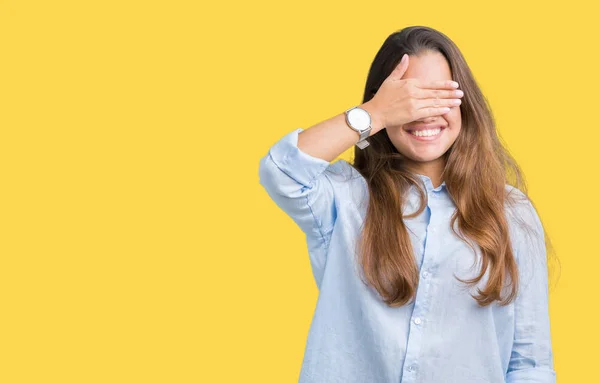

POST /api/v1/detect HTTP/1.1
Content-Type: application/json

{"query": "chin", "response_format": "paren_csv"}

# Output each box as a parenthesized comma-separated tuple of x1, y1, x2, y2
(406, 153, 444, 162)
(402, 146, 448, 161)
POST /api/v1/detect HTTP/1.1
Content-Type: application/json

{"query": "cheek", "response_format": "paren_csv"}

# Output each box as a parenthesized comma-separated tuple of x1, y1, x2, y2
(446, 107, 462, 130)
(447, 106, 461, 120)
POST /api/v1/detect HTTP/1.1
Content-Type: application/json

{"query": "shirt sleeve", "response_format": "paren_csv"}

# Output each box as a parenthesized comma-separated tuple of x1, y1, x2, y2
(505, 198, 557, 383)
(258, 128, 337, 265)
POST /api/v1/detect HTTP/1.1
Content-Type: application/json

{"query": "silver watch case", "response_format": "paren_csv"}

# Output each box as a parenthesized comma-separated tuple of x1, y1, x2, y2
(344, 106, 372, 149)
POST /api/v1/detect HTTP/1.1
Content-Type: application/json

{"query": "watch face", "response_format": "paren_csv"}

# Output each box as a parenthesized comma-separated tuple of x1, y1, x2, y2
(347, 108, 371, 131)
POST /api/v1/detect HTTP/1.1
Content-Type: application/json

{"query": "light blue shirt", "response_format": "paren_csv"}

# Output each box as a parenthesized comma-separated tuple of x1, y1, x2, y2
(258, 128, 556, 383)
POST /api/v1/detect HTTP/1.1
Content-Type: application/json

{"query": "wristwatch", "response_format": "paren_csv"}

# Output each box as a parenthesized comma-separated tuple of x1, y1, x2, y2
(344, 106, 372, 149)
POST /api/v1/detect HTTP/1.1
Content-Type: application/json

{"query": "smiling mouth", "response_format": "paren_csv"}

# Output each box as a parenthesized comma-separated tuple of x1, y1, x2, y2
(407, 126, 446, 138)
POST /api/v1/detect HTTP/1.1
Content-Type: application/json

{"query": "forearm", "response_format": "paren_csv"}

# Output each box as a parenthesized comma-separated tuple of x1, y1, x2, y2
(297, 101, 384, 163)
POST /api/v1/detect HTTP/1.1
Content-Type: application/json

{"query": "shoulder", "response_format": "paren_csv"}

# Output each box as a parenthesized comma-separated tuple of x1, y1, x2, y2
(324, 159, 365, 184)
(503, 184, 545, 253)
(504, 183, 527, 200)
(503, 184, 540, 224)
(321, 159, 368, 206)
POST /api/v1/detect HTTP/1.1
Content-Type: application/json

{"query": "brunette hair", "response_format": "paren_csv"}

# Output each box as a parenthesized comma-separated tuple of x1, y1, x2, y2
(349, 26, 560, 307)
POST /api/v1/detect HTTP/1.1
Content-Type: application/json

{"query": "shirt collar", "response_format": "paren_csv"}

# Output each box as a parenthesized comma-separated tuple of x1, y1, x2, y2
(416, 174, 446, 193)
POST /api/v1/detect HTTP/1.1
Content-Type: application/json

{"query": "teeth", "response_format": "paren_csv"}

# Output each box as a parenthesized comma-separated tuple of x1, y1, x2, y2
(410, 128, 441, 137)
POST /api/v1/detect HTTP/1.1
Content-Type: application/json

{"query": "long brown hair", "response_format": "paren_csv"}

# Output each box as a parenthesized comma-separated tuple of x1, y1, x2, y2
(350, 26, 560, 307)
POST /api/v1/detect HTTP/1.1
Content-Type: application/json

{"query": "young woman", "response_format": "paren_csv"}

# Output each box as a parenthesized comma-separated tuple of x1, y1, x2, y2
(258, 26, 556, 383)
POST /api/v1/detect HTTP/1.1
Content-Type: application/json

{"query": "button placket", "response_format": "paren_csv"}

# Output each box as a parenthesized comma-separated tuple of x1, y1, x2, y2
(405, 174, 445, 381)
(404, 176, 440, 382)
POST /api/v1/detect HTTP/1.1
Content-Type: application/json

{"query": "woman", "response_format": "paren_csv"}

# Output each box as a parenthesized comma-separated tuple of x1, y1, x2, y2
(258, 26, 556, 383)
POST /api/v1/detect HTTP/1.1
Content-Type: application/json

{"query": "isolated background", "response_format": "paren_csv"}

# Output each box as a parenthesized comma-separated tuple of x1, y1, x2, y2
(1, 0, 597, 381)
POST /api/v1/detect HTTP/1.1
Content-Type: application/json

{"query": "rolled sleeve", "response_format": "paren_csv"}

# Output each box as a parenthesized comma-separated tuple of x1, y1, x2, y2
(505, 197, 556, 383)
(267, 128, 331, 189)
(506, 368, 556, 383)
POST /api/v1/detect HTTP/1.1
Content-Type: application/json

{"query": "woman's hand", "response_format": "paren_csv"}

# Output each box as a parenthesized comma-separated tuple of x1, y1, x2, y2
(364, 54, 463, 131)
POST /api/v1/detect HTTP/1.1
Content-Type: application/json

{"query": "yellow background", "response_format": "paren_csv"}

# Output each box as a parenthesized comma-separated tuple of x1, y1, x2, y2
(0, 0, 596, 381)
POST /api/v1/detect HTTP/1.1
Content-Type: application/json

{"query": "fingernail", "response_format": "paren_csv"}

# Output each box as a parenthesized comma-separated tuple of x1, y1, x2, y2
(451, 81, 459, 88)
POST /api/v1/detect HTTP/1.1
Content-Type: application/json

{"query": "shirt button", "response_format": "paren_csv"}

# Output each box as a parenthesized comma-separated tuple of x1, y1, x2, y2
(407, 364, 417, 372)
(422, 271, 429, 278)
(414, 317, 422, 325)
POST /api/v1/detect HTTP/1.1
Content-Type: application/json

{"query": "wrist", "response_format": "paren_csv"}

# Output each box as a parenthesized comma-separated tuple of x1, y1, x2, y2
(361, 101, 385, 135)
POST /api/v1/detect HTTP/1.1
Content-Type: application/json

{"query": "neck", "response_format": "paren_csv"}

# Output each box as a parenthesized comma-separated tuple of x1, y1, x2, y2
(406, 157, 446, 188)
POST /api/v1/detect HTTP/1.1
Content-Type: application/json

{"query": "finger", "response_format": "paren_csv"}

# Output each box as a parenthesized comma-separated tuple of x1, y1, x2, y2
(416, 79, 459, 90)
(388, 54, 410, 81)
(415, 106, 452, 119)
(414, 88, 464, 100)
(416, 97, 462, 109)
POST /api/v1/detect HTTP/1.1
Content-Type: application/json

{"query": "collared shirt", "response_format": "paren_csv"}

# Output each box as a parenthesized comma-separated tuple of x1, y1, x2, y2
(258, 127, 556, 383)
